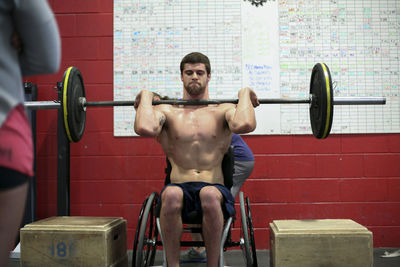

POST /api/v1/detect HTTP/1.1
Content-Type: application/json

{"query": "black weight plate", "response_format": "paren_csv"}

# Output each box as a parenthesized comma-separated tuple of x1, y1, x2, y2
(62, 66, 86, 142)
(309, 63, 333, 139)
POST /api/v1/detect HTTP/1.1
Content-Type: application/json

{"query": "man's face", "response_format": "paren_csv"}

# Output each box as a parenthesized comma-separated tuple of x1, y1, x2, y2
(181, 63, 210, 96)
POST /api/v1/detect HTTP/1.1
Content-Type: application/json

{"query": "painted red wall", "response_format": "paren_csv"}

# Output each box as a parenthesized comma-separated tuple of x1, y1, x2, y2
(29, 1, 400, 249)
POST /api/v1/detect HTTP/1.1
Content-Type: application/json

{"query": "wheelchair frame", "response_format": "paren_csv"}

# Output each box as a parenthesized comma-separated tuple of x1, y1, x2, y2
(132, 190, 257, 267)
(132, 146, 257, 266)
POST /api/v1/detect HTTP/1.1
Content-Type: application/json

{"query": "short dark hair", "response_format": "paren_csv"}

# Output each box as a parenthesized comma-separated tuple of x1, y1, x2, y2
(180, 52, 211, 75)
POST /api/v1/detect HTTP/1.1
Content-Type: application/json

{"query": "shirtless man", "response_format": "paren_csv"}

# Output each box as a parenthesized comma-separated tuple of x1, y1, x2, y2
(134, 52, 258, 267)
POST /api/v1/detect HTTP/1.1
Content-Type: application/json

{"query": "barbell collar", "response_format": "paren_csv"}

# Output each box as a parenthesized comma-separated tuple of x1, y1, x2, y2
(79, 97, 87, 111)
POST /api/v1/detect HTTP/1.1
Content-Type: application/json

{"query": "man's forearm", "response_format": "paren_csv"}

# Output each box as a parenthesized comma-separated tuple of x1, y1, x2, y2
(134, 94, 160, 136)
(230, 89, 256, 133)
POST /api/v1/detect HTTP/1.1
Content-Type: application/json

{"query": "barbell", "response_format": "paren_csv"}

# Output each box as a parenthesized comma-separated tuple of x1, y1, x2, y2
(25, 63, 386, 142)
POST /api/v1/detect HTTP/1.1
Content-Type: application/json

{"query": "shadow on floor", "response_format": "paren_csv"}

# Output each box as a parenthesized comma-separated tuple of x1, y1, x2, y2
(9, 248, 400, 266)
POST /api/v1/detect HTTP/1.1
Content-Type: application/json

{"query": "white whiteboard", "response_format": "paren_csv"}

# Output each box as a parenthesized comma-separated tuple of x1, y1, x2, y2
(113, 0, 400, 136)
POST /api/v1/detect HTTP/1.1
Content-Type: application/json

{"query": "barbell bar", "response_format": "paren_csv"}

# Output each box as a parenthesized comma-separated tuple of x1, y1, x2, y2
(25, 96, 386, 110)
(25, 63, 386, 142)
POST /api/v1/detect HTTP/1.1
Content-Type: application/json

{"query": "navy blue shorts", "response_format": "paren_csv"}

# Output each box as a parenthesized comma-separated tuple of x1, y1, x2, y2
(159, 182, 235, 222)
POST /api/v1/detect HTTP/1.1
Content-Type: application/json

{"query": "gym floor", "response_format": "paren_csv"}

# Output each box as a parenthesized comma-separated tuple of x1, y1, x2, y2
(8, 248, 400, 266)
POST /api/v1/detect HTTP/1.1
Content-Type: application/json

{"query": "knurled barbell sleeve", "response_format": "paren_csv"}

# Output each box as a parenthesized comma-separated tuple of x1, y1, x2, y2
(25, 101, 61, 110)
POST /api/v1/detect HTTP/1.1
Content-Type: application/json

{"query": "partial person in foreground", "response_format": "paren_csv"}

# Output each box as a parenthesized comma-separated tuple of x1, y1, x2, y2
(0, 1, 61, 266)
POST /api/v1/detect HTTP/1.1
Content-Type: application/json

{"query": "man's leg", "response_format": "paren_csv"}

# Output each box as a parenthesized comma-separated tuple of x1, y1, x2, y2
(199, 186, 224, 267)
(160, 186, 183, 267)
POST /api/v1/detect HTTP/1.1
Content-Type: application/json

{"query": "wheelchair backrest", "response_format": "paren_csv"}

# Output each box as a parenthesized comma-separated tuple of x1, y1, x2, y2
(164, 146, 235, 189)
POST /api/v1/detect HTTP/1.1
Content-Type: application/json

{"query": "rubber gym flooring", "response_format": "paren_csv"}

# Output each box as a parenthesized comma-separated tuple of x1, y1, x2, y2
(8, 248, 400, 266)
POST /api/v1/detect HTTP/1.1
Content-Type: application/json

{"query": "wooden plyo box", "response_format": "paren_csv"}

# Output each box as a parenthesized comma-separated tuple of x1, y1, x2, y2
(270, 219, 373, 267)
(20, 216, 127, 267)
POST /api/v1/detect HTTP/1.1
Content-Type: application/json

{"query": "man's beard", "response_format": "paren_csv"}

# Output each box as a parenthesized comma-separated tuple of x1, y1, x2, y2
(185, 82, 205, 96)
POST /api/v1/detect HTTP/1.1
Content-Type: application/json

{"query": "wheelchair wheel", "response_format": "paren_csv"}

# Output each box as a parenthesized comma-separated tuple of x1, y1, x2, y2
(246, 194, 258, 267)
(132, 192, 159, 267)
(239, 192, 258, 267)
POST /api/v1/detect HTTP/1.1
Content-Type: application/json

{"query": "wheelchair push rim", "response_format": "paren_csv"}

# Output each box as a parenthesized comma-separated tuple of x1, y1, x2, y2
(132, 192, 159, 267)
(239, 191, 258, 267)
(246, 194, 258, 267)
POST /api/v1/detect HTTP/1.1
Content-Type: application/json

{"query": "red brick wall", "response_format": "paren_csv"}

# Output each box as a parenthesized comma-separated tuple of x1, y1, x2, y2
(242, 135, 400, 248)
(30, 1, 400, 249)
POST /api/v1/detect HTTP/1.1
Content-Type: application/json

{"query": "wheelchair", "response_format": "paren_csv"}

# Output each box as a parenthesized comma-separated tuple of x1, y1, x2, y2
(132, 147, 258, 267)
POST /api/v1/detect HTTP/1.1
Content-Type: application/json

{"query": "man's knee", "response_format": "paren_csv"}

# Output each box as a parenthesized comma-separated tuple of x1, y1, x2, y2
(199, 186, 222, 214)
(161, 186, 183, 215)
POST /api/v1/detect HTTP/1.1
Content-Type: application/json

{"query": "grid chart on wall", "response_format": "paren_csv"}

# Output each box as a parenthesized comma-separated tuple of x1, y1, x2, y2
(113, 0, 400, 136)
(279, 0, 400, 134)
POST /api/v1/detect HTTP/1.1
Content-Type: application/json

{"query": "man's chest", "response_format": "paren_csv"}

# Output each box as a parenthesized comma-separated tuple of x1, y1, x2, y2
(167, 107, 227, 140)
